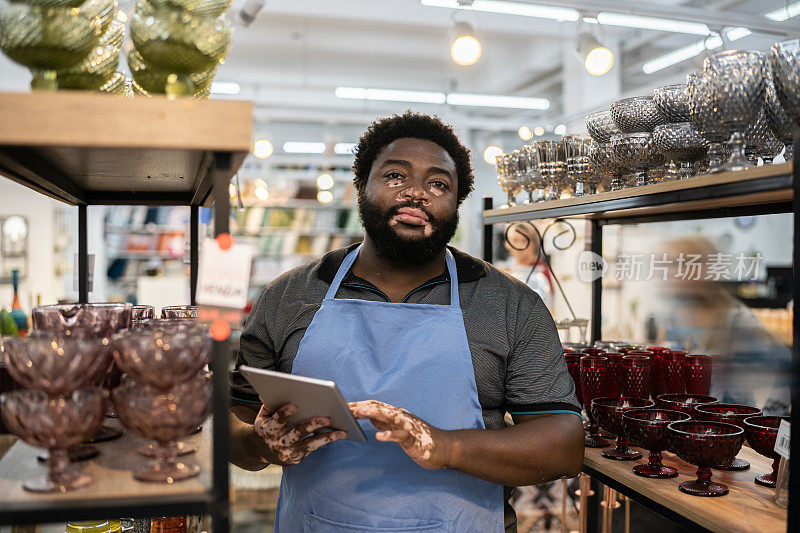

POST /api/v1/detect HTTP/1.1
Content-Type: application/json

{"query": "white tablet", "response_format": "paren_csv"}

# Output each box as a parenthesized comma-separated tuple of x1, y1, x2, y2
(239, 365, 368, 443)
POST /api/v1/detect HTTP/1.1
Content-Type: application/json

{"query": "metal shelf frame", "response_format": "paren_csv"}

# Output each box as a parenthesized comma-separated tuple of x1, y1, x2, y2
(482, 135, 799, 533)
(0, 154, 236, 533)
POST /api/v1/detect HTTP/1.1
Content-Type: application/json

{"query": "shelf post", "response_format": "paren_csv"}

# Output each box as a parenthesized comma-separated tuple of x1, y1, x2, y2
(78, 204, 88, 303)
(210, 152, 231, 533)
(590, 219, 603, 344)
(483, 196, 493, 263)
(789, 130, 799, 533)
(190, 204, 199, 306)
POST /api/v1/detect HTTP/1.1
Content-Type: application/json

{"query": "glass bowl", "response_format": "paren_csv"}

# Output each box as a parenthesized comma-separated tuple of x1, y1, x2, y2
(655, 393, 718, 416)
(623, 408, 690, 478)
(694, 403, 762, 471)
(743, 415, 790, 487)
(591, 397, 654, 460)
(667, 420, 744, 496)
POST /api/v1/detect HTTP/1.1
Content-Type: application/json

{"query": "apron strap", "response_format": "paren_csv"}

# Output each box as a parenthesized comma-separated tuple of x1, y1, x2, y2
(324, 244, 460, 309)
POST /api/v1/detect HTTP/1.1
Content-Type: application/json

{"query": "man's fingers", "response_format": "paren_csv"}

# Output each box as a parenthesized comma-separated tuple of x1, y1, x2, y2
(376, 429, 414, 446)
(284, 417, 331, 443)
(270, 403, 297, 426)
(297, 430, 347, 455)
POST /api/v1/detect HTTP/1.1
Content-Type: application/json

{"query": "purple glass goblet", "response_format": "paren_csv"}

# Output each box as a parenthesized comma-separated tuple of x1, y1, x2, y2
(694, 403, 761, 471)
(659, 350, 687, 395)
(0, 388, 106, 492)
(743, 415, 790, 487)
(623, 408, 690, 478)
(621, 354, 651, 400)
(592, 397, 654, 460)
(160, 305, 198, 319)
(683, 354, 712, 396)
(668, 420, 744, 496)
(111, 327, 212, 390)
(656, 393, 718, 417)
(113, 372, 212, 482)
(581, 355, 610, 447)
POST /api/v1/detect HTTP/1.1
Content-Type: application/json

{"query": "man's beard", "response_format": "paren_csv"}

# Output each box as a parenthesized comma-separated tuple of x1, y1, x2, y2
(357, 194, 459, 265)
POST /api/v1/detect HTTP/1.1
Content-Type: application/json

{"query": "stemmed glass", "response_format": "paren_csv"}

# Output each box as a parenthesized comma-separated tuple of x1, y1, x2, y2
(743, 415, 790, 487)
(510, 150, 534, 204)
(562, 135, 592, 196)
(703, 50, 767, 171)
(770, 39, 800, 147)
(656, 393, 718, 416)
(132, 305, 155, 326)
(592, 397, 653, 460)
(534, 140, 566, 201)
(603, 352, 624, 398)
(581, 355, 610, 447)
(621, 354, 651, 400)
(668, 420, 744, 496)
(495, 153, 521, 207)
(694, 403, 761, 471)
(611, 133, 665, 187)
(658, 350, 687, 395)
(683, 354, 712, 396)
(623, 408, 690, 478)
(764, 74, 794, 161)
(161, 305, 199, 319)
(522, 144, 544, 202)
(653, 84, 691, 123)
(687, 71, 729, 173)
(653, 123, 708, 180)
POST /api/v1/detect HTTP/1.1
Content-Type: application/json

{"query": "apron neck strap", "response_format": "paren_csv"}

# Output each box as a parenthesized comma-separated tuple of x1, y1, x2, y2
(324, 245, 460, 308)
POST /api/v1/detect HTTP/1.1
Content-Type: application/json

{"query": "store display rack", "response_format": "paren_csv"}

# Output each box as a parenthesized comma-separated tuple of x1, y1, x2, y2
(483, 136, 798, 533)
(0, 91, 253, 532)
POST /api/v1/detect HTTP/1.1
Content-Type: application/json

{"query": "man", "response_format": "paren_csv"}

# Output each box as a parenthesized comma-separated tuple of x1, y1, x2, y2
(230, 112, 584, 532)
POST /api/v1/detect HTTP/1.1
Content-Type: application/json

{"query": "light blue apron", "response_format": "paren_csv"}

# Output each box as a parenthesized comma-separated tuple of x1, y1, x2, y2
(274, 245, 505, 532)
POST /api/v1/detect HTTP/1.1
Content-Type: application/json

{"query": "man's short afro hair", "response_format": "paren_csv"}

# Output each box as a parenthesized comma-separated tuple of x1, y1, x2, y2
(352, 111, 474, 205)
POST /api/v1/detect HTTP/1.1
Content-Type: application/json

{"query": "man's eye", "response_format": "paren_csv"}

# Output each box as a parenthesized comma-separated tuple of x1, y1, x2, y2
(431, 181, 448, 190)
(386, 172, 404, 180)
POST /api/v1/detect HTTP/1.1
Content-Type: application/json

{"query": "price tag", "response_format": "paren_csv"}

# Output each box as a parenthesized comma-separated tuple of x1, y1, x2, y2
(196, 235, 253, 310)
(774, 419, 790, 459)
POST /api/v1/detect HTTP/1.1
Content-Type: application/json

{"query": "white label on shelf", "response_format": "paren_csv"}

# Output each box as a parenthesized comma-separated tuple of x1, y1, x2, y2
(775, 419, 790, 459)
(196, 238, 253, 310)
(73, 253, 95, 292)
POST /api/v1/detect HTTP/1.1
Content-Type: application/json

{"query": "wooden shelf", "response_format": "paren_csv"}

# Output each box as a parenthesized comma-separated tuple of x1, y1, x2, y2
(0, 419, 213, 523)
(0, 91, 252, 206)
(484, 163, 793, 224)
(583, 446, 787, 533)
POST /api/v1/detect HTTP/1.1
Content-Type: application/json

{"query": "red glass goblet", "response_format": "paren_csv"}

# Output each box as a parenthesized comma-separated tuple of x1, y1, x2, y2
(623, 408, 690, 478)
(592, 397, 654, 460)
(581, 355, 610, 448)
(621, 355, 651, 400)
(656, 393, 718, 416)
(581, 348, 605, 357)
(684, 354, 712, 396)
(563, 348, 577, 354)
(668, 420, 744, 496)
(658, 350, 687, 395)
(694, 403, 761, 470)
(646, 347, 669, 397)
(743, 416, 790, 487)
(564, 353, 582, 406)
(603, 352, 624, 398)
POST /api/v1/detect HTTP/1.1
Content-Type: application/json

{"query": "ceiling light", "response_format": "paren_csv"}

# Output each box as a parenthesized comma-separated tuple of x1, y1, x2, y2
(210, 82, 241, 95)
(518, 126, 533, 141)
(334, 142, 357, 155)
(253, 139, 273, 159)
(447, 92, 550, 110)
(596, 12, 710, 35)
(765, 2, 800, 21)
(576, 32, 614, 76)
(554, 124, 567, 135)
(725, 27, 752, 41)
(450, 22, 482, 66)
(335, 86, 446, 104)
(420, 0, 578, 22)
(533, 126, 545, 136)
(317, 173, 335, 190)
(582, 16, 598, 24)
(642, 34, 723, 74)
(317, 190, 334, 204)
(283, 142, 326, 154)
(483, 145, 503, 165)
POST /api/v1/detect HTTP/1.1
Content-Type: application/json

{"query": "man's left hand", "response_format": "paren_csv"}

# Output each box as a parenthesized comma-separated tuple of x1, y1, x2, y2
(349, 400, 451, 470)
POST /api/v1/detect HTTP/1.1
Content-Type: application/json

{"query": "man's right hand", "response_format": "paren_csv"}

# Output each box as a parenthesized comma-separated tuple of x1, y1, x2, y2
(253, 402, 347, 466)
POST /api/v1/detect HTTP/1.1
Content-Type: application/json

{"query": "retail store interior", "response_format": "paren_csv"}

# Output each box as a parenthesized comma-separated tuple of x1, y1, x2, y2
(0, 0, 797, 532)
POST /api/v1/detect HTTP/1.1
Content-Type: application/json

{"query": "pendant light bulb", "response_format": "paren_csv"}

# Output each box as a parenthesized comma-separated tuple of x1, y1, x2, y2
(450, 22, 482, 66)
(577, 32, 614, 76)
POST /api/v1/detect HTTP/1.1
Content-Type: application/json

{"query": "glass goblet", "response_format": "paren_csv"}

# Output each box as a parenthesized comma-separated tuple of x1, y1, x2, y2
(743, 415, 790, 487)
(161, 305, 199, 320)
(586, 110, 621, 143)
(495, 153, 520, 207)
(659, 350, 687, 395)
(564, 353, 582, 406)
(764, 75, 794, 161)
(653, 84, 691, 123)
(656, 393, 718, 417)
(610, 96, 667, 133)
(113, 372, 212, 482)
(563, 135, 592, 196)
(580, 355, 610, 448)
(652, 123, 707, 180)
(770, 39, 800, 132)
(687, 71, 729, 173)
(623, 408, 690, 478)
(668, 420, 744, 496)
(683, 354, 712, 396)
(592, 397, 654, 460)
(0, 388, 106, 492)
(621, 354, 651, 400)
(694, 403, 761, 471)
(611, 133, 665, 187)
(602, 352, 624, 398)
(131, 305, 156, 326)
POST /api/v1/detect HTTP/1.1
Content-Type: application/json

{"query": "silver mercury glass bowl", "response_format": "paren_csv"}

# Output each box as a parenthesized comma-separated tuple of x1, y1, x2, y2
(758, 130, 784, 165)
(653, 84, 692, 123)
(653, 122, 708, 179)
(771, 39, 800, 128)
(610, 96, 668, 133)
(687, 71, 729, 173)
(589, 141, 627, 191)
(703, 49, 767, 171)
(764, 78, 792, 161)
(611, 133, 666, 187)
(586, 110, 621, 143)
(744, 110, 772, 166)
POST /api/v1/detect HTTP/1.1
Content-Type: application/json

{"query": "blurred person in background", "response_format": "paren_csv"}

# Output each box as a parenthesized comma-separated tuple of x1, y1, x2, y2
(502, 222, 554, 310)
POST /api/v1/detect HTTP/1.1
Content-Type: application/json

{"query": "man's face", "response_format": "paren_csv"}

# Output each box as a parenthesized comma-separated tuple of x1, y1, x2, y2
(358, 137, 459, 264)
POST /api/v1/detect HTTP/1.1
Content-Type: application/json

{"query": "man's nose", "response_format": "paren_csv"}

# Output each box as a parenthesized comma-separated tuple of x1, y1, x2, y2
(399, 181, 430, 202)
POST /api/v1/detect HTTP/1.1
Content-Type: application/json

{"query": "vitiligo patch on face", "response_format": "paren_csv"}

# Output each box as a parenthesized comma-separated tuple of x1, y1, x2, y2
(386, 178, 404, 188)
(394, 188, 432, 205)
